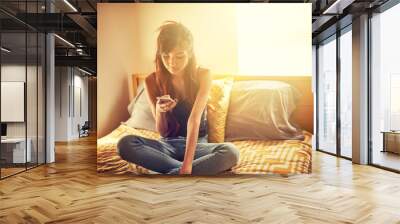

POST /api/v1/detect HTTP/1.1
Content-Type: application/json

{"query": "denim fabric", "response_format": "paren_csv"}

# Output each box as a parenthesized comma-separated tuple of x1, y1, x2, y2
(117, 135, 239, 175)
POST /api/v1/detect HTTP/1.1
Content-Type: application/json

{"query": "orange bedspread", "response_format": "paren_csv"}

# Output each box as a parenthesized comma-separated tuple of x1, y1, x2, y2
(97, 125, 312, 175)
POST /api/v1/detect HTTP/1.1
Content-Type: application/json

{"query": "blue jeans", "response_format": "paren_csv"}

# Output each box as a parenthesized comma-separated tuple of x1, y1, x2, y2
(117, 135, 240, 175)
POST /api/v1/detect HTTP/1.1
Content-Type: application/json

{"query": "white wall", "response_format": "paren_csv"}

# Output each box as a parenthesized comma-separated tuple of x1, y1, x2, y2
(55, 67, 89, 141)
(236, 4, 311, 75)
(55, 67, 69, 141)
(72, 73, 89, 138)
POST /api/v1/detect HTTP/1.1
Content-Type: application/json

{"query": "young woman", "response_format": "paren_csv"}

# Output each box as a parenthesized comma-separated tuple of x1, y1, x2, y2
(117, 21, 239, 175)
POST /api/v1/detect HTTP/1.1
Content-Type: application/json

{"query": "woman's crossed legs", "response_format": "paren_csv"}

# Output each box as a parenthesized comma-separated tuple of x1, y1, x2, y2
(117, 135, 239, 175)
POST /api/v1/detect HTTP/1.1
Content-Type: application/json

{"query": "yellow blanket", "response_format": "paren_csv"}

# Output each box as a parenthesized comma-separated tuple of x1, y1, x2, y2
(97, 125, 312, 175)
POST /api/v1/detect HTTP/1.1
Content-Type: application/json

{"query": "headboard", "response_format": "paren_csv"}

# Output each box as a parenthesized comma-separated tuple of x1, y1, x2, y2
(129, 74, 314, 134)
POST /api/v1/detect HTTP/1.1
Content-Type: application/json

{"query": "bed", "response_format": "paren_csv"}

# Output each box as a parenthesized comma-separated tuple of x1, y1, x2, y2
(97, 74, 314, 175)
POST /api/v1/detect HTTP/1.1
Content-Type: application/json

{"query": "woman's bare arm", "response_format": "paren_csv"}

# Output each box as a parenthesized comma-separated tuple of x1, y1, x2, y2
(144, 75, 170, 136)
(180, 68, 212, 174)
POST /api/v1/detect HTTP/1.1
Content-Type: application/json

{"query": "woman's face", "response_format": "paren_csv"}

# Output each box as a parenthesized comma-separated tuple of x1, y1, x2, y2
(161, 46, 190, 76)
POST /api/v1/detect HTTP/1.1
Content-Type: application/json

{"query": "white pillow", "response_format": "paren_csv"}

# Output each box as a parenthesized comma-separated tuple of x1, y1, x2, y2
(225, 80, 304, 141)
(123, 84, 156, 131)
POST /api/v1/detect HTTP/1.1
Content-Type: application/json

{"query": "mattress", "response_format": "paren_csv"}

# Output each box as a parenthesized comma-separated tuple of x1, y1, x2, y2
(97, 124, 312, 175)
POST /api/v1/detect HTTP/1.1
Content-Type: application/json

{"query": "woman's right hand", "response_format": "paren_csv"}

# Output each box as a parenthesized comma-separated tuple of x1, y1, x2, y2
(156, 95, 178, 113)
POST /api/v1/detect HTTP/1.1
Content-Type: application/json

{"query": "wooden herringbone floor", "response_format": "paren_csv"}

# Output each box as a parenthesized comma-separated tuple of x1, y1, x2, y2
(1, 135, 400, 224)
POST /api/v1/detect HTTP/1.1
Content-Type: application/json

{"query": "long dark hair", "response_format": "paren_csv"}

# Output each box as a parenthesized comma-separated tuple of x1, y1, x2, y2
(154, 21, 199, 105)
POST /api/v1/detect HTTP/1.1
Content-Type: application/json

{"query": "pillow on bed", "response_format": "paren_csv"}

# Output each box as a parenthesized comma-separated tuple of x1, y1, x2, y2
(207, 78, 234, 143)
(123, 84, 156, 131)
(225, 80, 304, 141)
(127, 82, 143, 116)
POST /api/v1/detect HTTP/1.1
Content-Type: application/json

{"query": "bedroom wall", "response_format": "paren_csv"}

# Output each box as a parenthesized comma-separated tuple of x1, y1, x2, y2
(97, 3, 311, 138)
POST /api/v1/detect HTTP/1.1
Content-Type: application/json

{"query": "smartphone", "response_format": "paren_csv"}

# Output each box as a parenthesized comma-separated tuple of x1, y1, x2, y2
(158, 98, 173, 104)
(157, 95, 174, 104)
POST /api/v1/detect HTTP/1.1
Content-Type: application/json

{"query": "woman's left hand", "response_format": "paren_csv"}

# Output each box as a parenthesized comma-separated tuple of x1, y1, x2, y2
(156, 96, 178, 113)
(179, 163, 192, 175)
